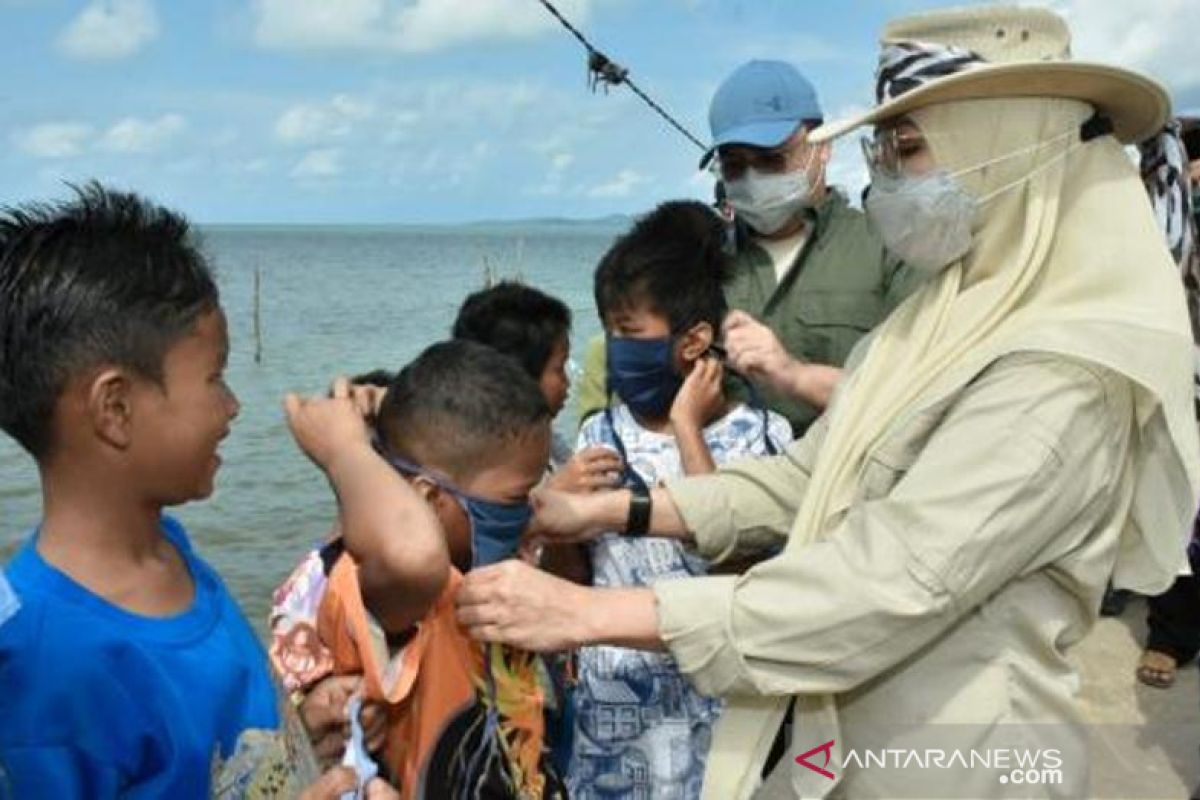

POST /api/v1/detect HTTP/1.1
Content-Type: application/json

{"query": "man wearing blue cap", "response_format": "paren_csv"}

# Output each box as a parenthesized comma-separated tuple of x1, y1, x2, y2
(577, 60, 918, 435)
(704, 59, 918, 432)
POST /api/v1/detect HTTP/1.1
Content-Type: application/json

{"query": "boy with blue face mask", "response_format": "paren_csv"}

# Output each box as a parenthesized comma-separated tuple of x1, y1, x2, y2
(568, 201, 791, 799)
(284, 341, 567, 798)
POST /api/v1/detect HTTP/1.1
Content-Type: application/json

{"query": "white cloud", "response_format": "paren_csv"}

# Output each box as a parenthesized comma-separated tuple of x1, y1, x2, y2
(253, 0, 382, 50)
(275, 95, 376, 144)
(99, 114, 186, 153)
(56, 0, 158, 60)
(525, 149, 576, 195)
(12, 122, 93, 158)
(276, 106, 334, 143)
(253, 0, 591, 54)
(1041, 0, 1200, 94)
(292, 148, 343, 178)
(587, 168, 648, 198)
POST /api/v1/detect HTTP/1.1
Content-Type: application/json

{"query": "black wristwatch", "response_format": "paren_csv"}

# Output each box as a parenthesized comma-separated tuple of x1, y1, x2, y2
(625, 483, 652, 537)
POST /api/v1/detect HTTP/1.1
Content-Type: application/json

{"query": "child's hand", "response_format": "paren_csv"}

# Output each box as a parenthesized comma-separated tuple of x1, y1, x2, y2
(298, 768, 399, 800)
(343, 381, 387, 423)
(299, 674, 361, 767)
(286, 377, 372, 470)
(546, 446, 624, 493)
(669, 355, 724, 432)
(299, 675, 388, 768)
(359, 699, 387, 755)
(297, 766, 356, 799)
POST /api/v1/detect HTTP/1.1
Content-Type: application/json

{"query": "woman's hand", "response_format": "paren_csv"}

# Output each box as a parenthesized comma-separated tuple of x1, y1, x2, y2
(455, 560, 592, 651)
(456, 560, 663, 652)
(545, 446, 624, 493)
(525, 486, 625, 546)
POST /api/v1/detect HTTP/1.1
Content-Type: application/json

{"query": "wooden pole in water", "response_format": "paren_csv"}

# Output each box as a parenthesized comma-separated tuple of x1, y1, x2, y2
(253, 266, 263, 365)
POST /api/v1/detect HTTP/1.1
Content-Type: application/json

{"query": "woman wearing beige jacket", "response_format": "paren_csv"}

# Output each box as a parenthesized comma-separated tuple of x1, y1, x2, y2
(457, 6, 1200, 798)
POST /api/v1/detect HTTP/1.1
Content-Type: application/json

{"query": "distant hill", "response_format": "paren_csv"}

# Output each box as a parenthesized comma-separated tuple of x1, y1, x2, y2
(457, 213, 633, 230)
(201, 214, 633, 233)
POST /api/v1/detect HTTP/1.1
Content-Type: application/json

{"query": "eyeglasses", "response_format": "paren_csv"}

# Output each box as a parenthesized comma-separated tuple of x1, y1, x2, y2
(860, 128, 929, 179)
(714, 143, 794, 181)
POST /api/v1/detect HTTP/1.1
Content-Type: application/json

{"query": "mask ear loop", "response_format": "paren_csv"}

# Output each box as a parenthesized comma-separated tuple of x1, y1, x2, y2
(972, 133, 1083, 206)
(939, 120, 1098, 209)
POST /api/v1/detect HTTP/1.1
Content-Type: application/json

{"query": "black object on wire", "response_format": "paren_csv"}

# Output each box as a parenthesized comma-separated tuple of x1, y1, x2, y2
(535, 0, 708, 153)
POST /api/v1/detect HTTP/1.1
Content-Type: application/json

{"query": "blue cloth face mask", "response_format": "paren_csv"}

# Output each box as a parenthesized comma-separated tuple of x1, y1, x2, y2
(379, 452, 533, 569)
(606, 334, 683, 420)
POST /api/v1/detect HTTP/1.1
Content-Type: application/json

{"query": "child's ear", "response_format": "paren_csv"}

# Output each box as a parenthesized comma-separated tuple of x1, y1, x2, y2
(411, 476, 440, 504)
(88, 368, 134, 450)
(678, 322, 715, 362)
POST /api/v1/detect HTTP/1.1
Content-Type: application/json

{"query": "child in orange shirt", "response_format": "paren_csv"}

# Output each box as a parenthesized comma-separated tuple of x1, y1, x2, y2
(285, 341, 565, 799)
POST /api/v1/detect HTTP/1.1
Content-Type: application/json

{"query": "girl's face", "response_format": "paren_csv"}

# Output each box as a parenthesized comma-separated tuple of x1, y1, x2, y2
(538, 335, 570, 417)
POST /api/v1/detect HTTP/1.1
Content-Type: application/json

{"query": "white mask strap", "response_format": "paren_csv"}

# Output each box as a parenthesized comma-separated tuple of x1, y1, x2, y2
(974, 136, 1082, 205)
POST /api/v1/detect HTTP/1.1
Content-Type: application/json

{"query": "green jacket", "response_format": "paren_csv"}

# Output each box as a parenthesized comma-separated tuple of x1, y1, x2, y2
(576, 190, 921, 434)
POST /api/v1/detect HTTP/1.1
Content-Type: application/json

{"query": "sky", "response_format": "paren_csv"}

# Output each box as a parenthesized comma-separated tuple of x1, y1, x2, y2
(3, 0, 1200, 224)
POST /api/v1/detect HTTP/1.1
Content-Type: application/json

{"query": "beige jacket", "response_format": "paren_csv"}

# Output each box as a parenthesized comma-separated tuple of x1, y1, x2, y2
(656, 352, 1137, 798)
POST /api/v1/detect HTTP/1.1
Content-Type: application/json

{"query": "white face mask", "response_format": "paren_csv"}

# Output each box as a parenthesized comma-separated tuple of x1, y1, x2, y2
(865, 171, 975, 275)
(724, 162, 815, 236)
(865, 129, 1080, 275)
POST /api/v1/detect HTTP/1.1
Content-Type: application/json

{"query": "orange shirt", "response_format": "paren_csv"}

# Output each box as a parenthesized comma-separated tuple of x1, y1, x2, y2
(317, 554, 564, 799)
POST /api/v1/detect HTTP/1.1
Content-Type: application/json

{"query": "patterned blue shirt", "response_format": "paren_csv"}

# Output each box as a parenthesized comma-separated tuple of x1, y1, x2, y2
(569, 403, 791, 799)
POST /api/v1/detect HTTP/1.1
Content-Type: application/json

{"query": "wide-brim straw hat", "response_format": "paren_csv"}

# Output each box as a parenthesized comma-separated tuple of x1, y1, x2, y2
(809, 5, 1170, 145)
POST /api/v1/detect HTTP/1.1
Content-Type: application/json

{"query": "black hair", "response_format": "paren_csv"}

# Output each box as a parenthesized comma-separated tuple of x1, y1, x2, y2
(349, 369, 395, 389)
(377, 340, 550, 480)
(1183, 126, 1200, 163)
(451, 281, 571, 380)
(594, 200, 730, 332)
(0, 182, 218, 458)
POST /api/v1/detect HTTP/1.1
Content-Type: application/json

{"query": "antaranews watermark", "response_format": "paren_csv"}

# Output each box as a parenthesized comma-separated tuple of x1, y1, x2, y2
(787, 723, 1199, 798)
(797, 741, 1063, 786)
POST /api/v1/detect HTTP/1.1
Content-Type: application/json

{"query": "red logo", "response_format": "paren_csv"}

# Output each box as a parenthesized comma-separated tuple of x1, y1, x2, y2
(795, 739, 836, 780)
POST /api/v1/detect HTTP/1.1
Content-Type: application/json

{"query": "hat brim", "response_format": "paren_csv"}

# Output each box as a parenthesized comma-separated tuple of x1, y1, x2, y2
(698, 118, 802, 169)
(809, 61, 1169, 145)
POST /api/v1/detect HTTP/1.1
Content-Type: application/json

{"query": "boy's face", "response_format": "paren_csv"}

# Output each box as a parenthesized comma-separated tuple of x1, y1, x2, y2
(127, 308, 239, 504)
(415, 423, 550, 572)
(538, 335, 570, 417)
(604, 304, 713, 373)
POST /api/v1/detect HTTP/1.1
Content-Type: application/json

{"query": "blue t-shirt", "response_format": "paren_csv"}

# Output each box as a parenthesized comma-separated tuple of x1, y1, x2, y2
(0, 516, 282, 798)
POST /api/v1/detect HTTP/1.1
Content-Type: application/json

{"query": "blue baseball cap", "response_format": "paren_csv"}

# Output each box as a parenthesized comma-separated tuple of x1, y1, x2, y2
(701, 60, 824, 168)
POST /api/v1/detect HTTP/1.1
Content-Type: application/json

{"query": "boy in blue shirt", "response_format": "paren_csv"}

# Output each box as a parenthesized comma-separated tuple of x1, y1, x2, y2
(0, 184, 323, 797)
